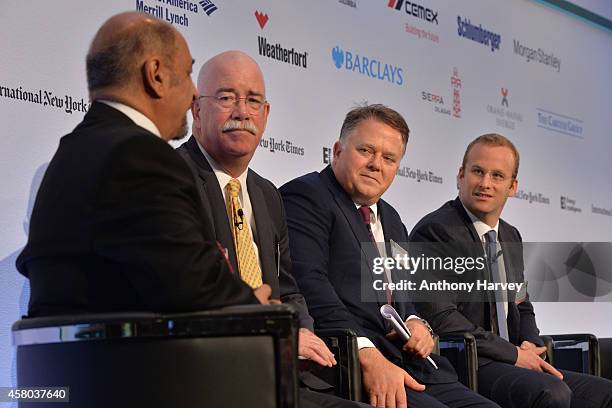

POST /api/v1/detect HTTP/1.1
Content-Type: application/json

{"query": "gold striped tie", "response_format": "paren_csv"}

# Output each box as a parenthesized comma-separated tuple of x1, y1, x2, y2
(225, 178, 263, 288)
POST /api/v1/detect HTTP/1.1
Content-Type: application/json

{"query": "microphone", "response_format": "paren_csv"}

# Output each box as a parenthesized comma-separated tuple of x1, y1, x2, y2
(235, 208, 244, 230)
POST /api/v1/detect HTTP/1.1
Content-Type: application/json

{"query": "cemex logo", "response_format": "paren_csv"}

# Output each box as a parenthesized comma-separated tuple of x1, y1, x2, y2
(255, 10, 268, 29)
(387, 0, 438, 24)
(331, 45, 404, 86)
(199, 0, 217, 16)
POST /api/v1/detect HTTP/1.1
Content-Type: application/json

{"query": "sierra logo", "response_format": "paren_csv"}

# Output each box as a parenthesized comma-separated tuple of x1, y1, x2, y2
(254, 10, 268, 29)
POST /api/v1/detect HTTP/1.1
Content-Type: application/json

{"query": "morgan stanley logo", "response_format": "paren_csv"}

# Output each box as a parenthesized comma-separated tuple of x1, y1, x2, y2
(199, 0, 217, 16)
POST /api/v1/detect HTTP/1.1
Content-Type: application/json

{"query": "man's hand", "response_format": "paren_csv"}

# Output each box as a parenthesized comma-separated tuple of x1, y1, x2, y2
(403, 320, 434, 358)
(298, 328, 336, 367)
(359, 347, 425, 408)
(515, 345, 563, 380)
(253, 284, 272, 304)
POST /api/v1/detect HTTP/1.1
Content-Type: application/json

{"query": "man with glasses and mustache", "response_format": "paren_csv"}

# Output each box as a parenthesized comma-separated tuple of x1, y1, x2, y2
(177, 50, 364, 408)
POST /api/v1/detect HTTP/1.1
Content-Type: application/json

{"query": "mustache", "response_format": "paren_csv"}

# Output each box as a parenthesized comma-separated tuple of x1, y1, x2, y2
(222, 120, 258, 135)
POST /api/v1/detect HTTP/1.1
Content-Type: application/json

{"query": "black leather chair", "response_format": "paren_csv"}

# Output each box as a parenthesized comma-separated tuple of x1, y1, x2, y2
(599, 338, 612, 380)
(541, 333, 600, 376)
(314, 329, 479, 402)
(13, 305, 300, 408)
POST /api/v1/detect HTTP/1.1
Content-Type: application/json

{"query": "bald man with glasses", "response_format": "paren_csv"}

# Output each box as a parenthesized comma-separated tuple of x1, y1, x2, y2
(177, 51, 365, 408)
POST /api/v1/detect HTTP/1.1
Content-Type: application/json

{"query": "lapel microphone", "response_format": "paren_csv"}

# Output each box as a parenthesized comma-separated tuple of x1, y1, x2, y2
(235, 208, 245, 230)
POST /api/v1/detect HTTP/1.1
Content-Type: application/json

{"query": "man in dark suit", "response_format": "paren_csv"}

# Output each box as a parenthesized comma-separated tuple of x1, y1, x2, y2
(16, 13, 269, 317)
(177, 51, 364, 408)
(409, 133, 612, 407)
(281, 105, 498, 408)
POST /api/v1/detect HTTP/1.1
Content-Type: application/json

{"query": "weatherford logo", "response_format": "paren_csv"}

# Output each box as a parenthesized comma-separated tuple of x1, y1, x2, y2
(592, 204, 612, 217)
(457, 16, 501, 52)
(451, 67, 461, 118)
(536, 108, 584, 139)
(421, 91, 450, 116)
(254, 10, 268, 29)
(0, 83, 89, 114)
(332, 46, 404, 86)
(560, 196, 582, 213)
(486, 88, 523, 130)
(396, 166, 443, 184)
(388, 0, 438, 24)
(136, 0, 215, 27)
(513, 39, 560, 72)
(259, 137, 305, 156)
(513, 190, 550, 205)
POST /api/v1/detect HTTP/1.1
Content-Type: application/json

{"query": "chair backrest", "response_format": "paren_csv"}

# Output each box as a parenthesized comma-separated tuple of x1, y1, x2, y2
(544, 333, 600, 376)
(13, 305, 300, 408)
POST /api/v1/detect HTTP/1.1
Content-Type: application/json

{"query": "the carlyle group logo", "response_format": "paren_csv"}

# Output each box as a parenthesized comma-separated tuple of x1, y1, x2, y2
(513, 189, 550, 205)
(331, 46, 404, 86)
(388, 0, 438, 24)
(486, 87, 523, 130)
(513, 39, 561, 72)
(536, 108, 584, 139)
(457, 16, 501, 52)
(136, 0, 215, 27)
(560, 196, 582, 213)
(256, 11, 308, 69)
(254, 10, 268, 29)
(1, 83, 89, 115)
(396, 166, 443, 184)
(592, 204, 612, 217)
(451, 67, 461, 118)
(259, 136, 305, 156)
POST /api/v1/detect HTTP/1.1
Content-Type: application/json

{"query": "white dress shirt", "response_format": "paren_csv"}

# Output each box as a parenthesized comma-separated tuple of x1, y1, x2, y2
(98, 100, 161, 138)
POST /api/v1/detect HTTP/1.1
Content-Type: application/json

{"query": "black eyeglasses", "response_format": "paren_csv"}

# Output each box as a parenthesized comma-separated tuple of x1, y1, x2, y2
(198, 94, 267, 114)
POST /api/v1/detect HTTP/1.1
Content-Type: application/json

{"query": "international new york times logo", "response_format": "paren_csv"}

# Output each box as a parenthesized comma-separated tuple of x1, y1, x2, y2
(331, 46, 404, 86)
(457, 16, 501, 52)
(387, 0, 438, 24)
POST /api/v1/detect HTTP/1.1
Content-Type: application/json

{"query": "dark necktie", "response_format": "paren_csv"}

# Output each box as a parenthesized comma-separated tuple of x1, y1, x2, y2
(359, 206, 392, 304)
(484, 230, 509, 340)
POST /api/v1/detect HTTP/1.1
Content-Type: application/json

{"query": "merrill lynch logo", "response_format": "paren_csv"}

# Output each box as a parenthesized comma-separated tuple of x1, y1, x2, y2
(332, 46, 404, 86)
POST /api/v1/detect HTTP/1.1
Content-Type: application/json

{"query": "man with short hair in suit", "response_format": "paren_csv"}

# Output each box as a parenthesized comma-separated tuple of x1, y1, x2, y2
(280, 104, 498, 408)
(17, 12, 270, 317)
(409, 133, 612, 407)
(177, 50, 364, 408)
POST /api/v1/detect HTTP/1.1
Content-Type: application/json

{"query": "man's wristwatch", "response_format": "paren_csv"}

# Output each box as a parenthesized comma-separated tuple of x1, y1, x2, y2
(407, 315, 434, 337)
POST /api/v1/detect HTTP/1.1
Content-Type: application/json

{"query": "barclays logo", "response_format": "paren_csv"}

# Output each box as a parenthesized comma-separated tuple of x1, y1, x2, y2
(331, 46, 404, 86)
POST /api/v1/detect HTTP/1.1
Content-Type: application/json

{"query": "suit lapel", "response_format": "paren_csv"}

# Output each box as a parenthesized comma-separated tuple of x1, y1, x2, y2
(247, 172, 279, 295)
(181, 137, 239, 274)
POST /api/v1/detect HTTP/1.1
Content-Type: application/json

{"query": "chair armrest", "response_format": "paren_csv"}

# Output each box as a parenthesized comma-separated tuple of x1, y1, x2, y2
(541, 333, 600, 376)
(437, 333, 478, 392)
(315, 328, 362, 401)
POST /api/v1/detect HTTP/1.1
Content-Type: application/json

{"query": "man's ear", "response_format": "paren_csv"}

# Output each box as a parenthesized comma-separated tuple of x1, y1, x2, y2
(142, 57, 165, 99)
(508, 177, 518, 197)
(456, 166, 464, 189)
(332, 140, 343, 161)
(191, 98, 201, 126)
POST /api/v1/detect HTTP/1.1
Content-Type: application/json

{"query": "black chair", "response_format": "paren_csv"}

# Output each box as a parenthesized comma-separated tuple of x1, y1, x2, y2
(13, 305, 300, 408)
(314, 329, 479, 402)
(599, 338, 612, 380)
(541, 333, 600, 376)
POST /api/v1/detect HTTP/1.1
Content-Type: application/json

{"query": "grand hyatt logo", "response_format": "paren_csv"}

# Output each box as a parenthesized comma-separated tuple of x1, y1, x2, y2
(388, 0, 438, 24)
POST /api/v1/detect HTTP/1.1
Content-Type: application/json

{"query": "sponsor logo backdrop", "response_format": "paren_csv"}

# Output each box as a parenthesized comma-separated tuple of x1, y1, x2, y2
(1, 0, 610, 390)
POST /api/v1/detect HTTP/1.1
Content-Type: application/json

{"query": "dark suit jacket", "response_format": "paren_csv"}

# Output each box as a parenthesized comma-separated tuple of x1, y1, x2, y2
(280, 166, 457, 384)
(177, 136, 314, 330)
(409, 197, 543, 366)
(16, 102, 257, 317)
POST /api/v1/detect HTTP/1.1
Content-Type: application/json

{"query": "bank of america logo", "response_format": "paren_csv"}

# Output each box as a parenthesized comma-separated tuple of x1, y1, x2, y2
(332, 46, 344, 69)
(199, 0, 218, 16)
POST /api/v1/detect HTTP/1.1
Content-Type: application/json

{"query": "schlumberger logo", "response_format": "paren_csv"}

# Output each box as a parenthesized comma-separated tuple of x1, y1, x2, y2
(457, 16, 501, 52)
(331, 46, 404, 86)
(387, 0, 438, 24)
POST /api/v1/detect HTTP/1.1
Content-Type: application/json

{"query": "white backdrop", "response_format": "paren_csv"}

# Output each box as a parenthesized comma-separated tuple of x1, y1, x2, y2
(1, 0, 611, 391)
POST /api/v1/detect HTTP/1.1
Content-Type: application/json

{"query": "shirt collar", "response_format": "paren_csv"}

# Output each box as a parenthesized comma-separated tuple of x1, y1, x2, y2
(98, 100, 161, 138)
(196, 138, 249, 190)
(354, 202, 379, 224)
(462, 203, 499, 241)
